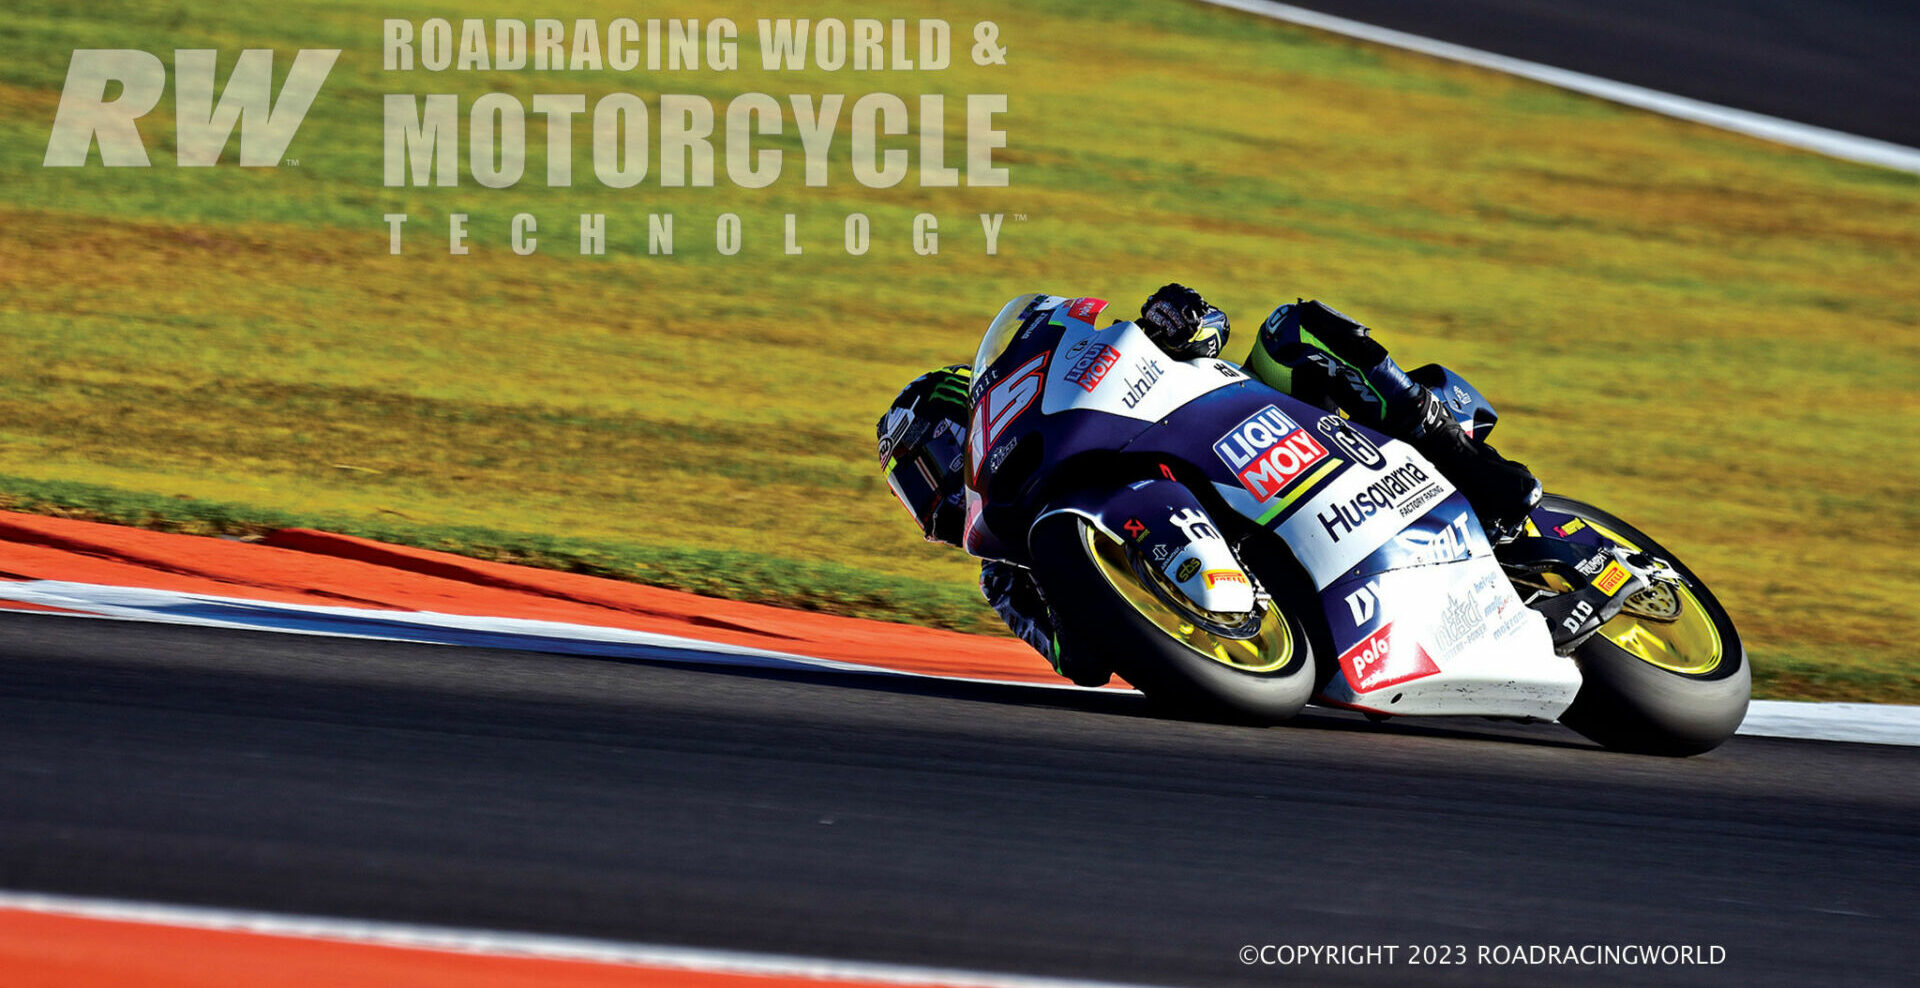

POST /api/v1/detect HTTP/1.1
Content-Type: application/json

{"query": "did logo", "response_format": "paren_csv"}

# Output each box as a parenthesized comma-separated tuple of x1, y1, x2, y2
(44, 48, 340, 166)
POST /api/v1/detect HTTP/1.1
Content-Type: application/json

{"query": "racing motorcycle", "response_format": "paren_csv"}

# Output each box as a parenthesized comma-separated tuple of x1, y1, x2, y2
(962, 294, 1748, 755)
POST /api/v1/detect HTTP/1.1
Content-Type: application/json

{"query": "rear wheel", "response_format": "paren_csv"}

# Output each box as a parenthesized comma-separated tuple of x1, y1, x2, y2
(1543, 495, 1749, 755)
(1028, 513, 1316, 723)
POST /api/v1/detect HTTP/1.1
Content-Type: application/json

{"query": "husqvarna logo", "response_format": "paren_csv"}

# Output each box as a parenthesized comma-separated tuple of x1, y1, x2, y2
(1315, 415, 1384, 470)
(44, 48, 339, 166)
(1213, 405, 1330, 500)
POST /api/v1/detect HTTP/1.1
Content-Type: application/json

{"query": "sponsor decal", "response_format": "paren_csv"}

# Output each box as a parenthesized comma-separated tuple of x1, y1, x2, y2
(1212, 361, 1243, 380)
(1159, 463, 1178, 482)
(1203, 569, 1247, 589)
(1344, 579, 1381, 626)
(1063, 343, 1122, 393)
(1167, 507, 1222, 543)
(1474, 570, 1516, 622)
(1429, 591, 1485, 660)
(1119, 357, 1165, 409)
(1315, 415, 1385, 470)
(1175, 558, 1201, 582)
(1554, 519, 1588, 537)
(966, 352, 1047, 486)
(1449, 385, 1472, 411)
(1575, 551, 1608, 577)
(1594, 561, 1631, 596)
(1212, 405, 1332, 500)
(985, 435, 1019, 472)
(1122, 517, 1148, 541)
(1395, 512, 1473, 566)
(1338, 624, 1441, 693)
(1561, 599, 1596, 636)
(1315, 462, 1442, 543)
(1066, 297, 1108, 324)
(1150, 542, 1173, 564)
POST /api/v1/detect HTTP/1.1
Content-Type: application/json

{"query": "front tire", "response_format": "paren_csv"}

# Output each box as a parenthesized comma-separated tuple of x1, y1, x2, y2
(1544, 495, 1750, 755)
(1028, 514, 1316, 723)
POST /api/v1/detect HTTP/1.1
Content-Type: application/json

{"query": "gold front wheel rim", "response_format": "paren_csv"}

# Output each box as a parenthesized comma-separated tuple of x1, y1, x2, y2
(1082, 524, 1293, 673)
(1585, 521, 1725, 676)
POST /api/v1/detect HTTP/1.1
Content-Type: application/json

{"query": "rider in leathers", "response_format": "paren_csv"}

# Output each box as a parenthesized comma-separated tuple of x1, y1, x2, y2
(876, 286, 1541, 686)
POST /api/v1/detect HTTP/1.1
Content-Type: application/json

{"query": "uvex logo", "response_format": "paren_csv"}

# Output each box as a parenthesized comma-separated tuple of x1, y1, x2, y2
(45, 49, 340, 167)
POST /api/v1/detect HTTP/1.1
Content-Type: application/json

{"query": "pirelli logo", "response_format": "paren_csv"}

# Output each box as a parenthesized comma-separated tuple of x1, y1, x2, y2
(1594, 561, 1631, 596)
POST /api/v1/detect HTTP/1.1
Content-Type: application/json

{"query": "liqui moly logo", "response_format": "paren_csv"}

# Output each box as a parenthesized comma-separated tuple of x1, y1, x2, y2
(1212, 405, 1330, 500)
(1337, 623, 1441, 693)
(1063, 343, 1121, 392)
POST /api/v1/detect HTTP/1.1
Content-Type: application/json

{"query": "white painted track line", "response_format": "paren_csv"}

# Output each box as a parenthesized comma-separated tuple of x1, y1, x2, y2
(1196, 0, 1920, 174)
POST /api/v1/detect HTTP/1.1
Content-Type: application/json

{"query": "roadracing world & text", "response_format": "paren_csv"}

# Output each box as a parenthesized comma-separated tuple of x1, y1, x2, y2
(42, 15, 1018, 257)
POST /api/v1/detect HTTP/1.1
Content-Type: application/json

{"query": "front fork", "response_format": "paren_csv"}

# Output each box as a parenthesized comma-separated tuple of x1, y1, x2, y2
(1496, 535, 1679, 653)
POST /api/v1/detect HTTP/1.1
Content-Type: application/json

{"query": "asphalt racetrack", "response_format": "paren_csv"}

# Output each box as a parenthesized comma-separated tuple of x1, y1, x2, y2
(3, 615, 1914, 986)
(1259, 0, 1920, 147)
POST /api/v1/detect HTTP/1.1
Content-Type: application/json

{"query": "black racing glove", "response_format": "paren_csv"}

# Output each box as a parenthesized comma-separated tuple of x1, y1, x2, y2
(1140, 283, 1230, 360)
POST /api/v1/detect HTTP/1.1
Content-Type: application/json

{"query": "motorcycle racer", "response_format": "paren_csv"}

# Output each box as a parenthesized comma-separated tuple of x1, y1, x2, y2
(877, 286, 1541, 686)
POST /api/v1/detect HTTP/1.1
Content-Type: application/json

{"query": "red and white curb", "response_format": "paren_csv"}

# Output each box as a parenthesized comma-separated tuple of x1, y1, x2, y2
(0, 889, 1160, 988)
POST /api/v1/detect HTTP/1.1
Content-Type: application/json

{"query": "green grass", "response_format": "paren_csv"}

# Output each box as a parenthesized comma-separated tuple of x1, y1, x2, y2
(2, 0, 1916, 701)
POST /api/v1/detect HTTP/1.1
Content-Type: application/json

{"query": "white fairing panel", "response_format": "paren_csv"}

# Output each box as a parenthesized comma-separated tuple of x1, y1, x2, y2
(1042, 320, 1235, 421)
(1320, 560, 1579, 719)
(1270, 440, 1456, 590)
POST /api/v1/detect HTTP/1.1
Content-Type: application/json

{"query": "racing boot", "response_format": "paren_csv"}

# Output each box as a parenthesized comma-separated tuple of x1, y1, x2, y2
(1248, 299, 1541, 539)
(981, 561, 1112, 687)
(1402, 389, 1543, 542)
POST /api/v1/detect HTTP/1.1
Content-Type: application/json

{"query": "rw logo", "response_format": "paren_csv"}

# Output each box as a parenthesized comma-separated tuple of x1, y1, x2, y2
(44, 49, 340, 167)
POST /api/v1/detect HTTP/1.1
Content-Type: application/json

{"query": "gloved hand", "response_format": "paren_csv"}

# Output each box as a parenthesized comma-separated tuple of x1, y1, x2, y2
(1140, 284, 1230, 360)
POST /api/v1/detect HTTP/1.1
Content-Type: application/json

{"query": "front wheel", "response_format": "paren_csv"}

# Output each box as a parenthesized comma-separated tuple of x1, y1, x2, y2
(1542, 495, 1750, 755)
(1028, 514, 1317, 723)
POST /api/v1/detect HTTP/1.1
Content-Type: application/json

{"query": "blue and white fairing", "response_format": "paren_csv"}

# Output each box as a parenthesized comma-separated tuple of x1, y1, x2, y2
(965, 294, 1577, 718)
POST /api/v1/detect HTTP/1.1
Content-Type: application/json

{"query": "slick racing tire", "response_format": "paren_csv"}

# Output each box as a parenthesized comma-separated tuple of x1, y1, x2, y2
(1028, 513, 1316, 724)
(1543, 495, 1750, 756)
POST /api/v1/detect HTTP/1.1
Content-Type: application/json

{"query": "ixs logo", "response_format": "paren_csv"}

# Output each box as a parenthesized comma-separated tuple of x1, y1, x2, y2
(1062, 343, 1122, 393)
(1213, 405, 1330, 500)
(44, 48, 339, 167)
(1316, 462, 1442, 543)
(1338, 623, 1441, 694)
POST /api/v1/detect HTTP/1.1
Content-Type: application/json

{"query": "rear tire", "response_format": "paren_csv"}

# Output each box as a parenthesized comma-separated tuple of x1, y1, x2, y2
(1028, 513, 1316, 723)
(1544, 495, 1749, 755)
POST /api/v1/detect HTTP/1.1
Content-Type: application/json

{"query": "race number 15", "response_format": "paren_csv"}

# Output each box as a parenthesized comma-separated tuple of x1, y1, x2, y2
(969, 353, 1046, 480)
